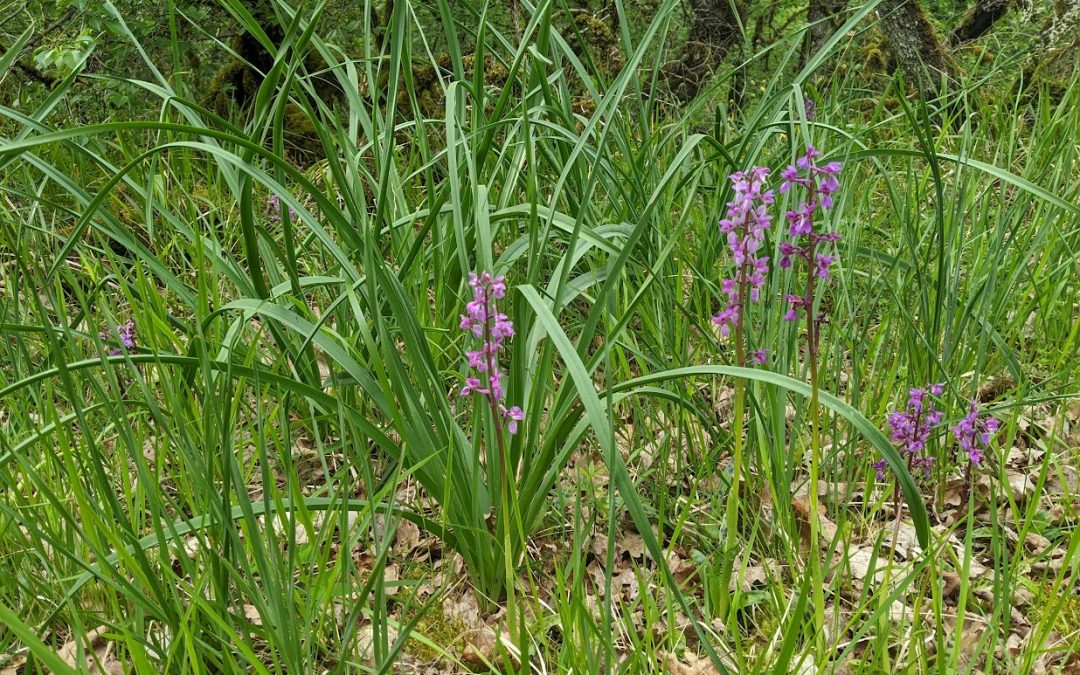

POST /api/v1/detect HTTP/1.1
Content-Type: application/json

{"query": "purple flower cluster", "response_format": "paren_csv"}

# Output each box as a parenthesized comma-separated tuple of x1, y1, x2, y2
(712, 167, 775, 341)
(873, 386, 1002, 481)
(100, 320, 136, 356)
(778, 145, 842, 322)
(880, 384, 945, 479)
(951, 402, 1000, 465)
(459, 272, 524, 435)
(267, 194, 299, 221)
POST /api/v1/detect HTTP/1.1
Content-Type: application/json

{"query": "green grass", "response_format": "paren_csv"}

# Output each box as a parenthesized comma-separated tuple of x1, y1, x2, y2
(1, 0, 1078, 672)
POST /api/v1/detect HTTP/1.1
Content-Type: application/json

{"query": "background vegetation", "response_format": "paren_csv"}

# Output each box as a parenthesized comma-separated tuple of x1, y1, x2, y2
(0, 0, 1077, 672)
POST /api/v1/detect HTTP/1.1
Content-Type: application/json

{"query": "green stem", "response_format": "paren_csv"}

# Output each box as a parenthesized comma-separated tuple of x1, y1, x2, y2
(806, 267, 826, 659)
(480, 284, 513, 616)
(720, 370, 745, 621)
(808, 352, 825, 657)
(719, 273, 748, 622)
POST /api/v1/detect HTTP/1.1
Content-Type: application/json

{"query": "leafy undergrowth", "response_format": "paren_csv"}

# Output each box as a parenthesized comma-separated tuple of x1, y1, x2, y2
(1, 1, 1079, 674)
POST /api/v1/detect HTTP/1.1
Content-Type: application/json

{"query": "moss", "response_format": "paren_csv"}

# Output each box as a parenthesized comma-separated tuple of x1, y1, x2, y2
(392, 560, 469, 663)
(206, 56, 262, 117)
(1036, 580, 1080, 650)
(554, 10, 623, 75)
(282, 104, 323, 161)
(859, 43, 888, 73)
(956, 44, 997, 67)
(572, 95, 596, 118)
(405, 608, 469, 663)
(394, 52, 514, 120)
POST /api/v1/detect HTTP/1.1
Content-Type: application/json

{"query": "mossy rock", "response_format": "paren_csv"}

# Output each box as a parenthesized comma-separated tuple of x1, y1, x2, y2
(207, 56, 264, 117)
(282, 104, 324, 162)
(556, 10, 623, 75)
(395, 52, 514, 119)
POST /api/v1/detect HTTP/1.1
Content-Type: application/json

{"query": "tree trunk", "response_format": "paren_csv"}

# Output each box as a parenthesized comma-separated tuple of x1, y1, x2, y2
(664, 0, 742, 102)
(876, 0, 954, 99)
(1017, 0, 1080, 95)
(1032, 0, 1080, 64)
(806, 0, 848, 58)
(951, 0, 1016, 44)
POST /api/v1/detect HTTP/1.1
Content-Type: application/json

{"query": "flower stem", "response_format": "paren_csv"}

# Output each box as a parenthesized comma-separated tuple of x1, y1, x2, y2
(719, 248, 750, 622)
(805, 239, 826, 657)
(719, 340, 746, 621)
(481, 287, 512, 611)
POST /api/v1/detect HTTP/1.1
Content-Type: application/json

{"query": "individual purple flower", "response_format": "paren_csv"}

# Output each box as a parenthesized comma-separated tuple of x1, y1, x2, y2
(461, 376, 485, 396)
(712, 167, 775, 343)
(460, 272, 522, 435)
(814, 255, 835, 279)
(779, 145, 842, 324)
(951, 401, 1000, 465)
(749, 349, 769, 365)
(871, 458, 888, 481)
(782, 294, 806, 321)
(713, 306, 739, 337)
(778, 242, 798, 269)
(100, 320, 136, 356)
(501, 405, 524, 435)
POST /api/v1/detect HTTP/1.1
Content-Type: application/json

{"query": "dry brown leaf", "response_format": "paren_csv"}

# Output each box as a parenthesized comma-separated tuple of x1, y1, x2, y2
(57, 628, 123, 675)
(665, 550, 699, 586)
(462, 627, 518, 672)
(942, 479, 966, 508)
(845, 545, 883, 584)
(585, 559, 607, 595)
(661, 650, 722, 675)
(1012, 585, 1035, 608)
(730, 563, 768, 592)
(1006, 470, 1036, 502)
(439, 590, 519, 672)
(0, 653, 27, 675)
(58, 628, 104, 666)
(612, 566, 641, 601)
(1023, 531, 1052, 554)
(942, 572, 963, 599)
(394, 519, 422, 556)
(243, 604, 263, 626)
(383, 564, 400, 596)
(354, 624, 399, 668)
(618, 530, 646, 560)
(442, 590, 482, 629)
(589, 532, 608, 559)
(882, 520, 923, 560)
(817, 480, 851, 499)
(792, 494, 838, 548)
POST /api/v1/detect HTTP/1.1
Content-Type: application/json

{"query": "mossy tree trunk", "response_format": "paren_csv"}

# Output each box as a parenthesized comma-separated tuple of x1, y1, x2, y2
(664, 0, 743, 102)
(877, 0, 954, 99)
(1017, 0, 1080, 95)
(950, 0, 1018, 44)
(806, 0, 848, 59)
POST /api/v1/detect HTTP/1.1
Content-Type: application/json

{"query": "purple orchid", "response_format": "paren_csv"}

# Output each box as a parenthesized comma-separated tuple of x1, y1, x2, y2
(779, 145, 842, 324)
(951, 401, 1000, 465)
(460, 272, 522, 435)
(712, 167, 775, 348)
(100, 320, 136, 356)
